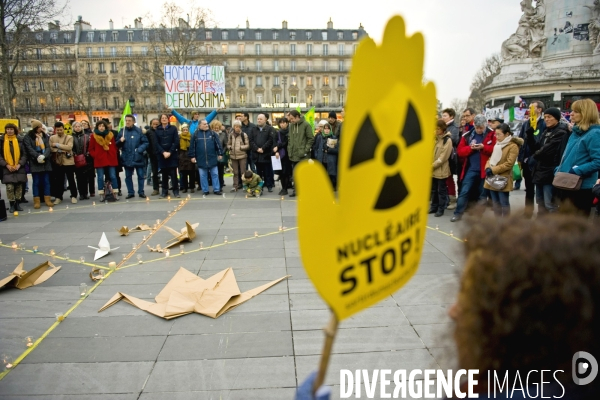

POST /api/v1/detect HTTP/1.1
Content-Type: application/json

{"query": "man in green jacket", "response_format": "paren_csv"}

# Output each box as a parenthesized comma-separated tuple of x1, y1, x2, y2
(286, 110, 314, 197)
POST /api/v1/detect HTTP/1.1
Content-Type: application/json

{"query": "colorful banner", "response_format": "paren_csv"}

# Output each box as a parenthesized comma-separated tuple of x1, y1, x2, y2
(163, 65, 226, 109)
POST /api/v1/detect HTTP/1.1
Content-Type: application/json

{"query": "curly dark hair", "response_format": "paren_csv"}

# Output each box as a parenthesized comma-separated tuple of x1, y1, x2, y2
(456, 214, 600, 385)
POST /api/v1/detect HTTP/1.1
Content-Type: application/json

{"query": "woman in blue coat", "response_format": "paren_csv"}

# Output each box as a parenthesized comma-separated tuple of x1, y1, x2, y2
(153, 113, 180, 198)
(188, 119, 224, 196)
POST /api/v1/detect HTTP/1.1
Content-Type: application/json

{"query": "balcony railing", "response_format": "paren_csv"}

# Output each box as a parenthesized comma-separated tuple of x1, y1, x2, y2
(16, 70, 77, 76)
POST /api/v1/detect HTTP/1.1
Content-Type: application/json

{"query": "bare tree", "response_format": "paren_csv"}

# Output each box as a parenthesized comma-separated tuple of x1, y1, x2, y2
(0, 0, 68, 117)
(449, 98, 468, 114)
(467, 53, 503, 112)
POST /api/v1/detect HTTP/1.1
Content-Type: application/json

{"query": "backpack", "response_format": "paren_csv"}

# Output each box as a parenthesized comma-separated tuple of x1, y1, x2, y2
(443, 136, 457, 162)
(103, 180, 116, 202)
(444, 135, 457, 175)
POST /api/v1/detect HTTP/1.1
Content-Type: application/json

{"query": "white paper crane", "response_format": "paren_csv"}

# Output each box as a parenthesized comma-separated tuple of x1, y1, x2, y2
(88, 232, 120, 261)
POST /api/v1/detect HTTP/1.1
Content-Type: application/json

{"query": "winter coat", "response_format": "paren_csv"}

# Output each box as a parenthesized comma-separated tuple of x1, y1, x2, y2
(432, 132, 453, 179)
(556, 124, 600, 190)
(171, 109, 217, 136)
(153, 124, 179, 169)
(457, 128, 496, 179)
(0, 136, 27, 184)
(179, 141, 195, 171)
(228, 131, 249, 160)
(23, 133, 52, 173)
(144, 128, 158, 160)
(288, 116, 315, 162)
(517, 117, 546, 164)
(242, 172, 263, 189)
(49, 134, 75, 166)
(446, 120, 460, 147)
(312, 134, 339, 176)
(484, 137, 523, 192)
(241, 121, 255, 136)
(188, 129, 223, 169)
(72, 131, 94, 172)
(116, 126, 148, 168)
(249, 125, 274, 163)
(217, 130, 228, 163)
(530, 122, 570, 185)
(89, 132, 119, 168)
(274, 129, 289, 159)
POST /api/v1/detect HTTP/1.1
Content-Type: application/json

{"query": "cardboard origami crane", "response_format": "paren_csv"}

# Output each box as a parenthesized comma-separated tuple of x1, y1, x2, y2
(0, 259, 61, 291)
(98, 267, 289, 319)
(88, 232, 120, 261)
(163, 221, 199, 249)
(118, 224, 152, 236)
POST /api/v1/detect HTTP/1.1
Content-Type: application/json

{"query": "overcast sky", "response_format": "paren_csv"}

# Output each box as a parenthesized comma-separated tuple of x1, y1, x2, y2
(67, 0, 523, 107)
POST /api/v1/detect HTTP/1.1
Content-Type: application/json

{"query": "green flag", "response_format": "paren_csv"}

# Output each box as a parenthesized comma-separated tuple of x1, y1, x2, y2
(509, 107, 515, 122)
(118, 100, 132, 131)
(305, 106, 315, 133)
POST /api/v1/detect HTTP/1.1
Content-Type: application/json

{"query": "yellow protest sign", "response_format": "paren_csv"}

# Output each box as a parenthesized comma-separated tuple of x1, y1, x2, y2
(296, 16, 436, 321)
(0, 119, 19, 133)
(530, 104, 537, 131)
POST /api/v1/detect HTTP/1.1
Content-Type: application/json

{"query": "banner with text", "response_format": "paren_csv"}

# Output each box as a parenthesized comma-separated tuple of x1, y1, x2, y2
(163, 65, 226, 109)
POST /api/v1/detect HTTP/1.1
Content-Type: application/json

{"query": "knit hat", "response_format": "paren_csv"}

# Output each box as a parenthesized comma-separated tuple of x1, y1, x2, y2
(30, 119, 43, 130)
(328, 111, 337, 119)
(544, 107, 561, 122)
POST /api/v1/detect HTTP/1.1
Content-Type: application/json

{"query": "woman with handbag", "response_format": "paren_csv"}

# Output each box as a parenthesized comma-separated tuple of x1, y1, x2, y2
(0, 123, 27, 213)
(23, 120, 53, 208)
(72, 121, 95, 200)
(554, 99, 600, 216)
(483, 123, 523, 217)
(88, 120, 119, 202)
(49, 121, 78, 205)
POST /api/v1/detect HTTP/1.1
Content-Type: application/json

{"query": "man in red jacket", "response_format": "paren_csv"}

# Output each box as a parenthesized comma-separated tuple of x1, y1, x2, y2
(451, 114, 496, 222)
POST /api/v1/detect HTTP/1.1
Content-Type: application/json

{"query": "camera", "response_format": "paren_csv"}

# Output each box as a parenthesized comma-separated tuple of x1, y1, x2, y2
(65, 153, 72, 159)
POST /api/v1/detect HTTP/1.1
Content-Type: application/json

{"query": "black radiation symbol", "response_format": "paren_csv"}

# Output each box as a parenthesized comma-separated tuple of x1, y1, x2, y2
(349, 102, 422, 210)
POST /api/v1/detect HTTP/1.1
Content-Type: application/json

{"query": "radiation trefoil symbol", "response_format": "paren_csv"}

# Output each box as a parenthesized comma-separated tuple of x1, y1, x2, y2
(350, 103, 422, 210)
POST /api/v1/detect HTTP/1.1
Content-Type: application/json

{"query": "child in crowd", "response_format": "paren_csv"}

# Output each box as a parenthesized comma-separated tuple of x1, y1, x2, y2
(242, 170, 264, 197)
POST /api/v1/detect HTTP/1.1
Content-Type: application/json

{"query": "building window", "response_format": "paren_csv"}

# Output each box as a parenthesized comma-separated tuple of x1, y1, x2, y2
(238, 44, 245, 55)
(290, 31, 296, 40)
(256, 76, 262, 86)
(102, 98, 108, 108)
(352, 32, 358, 40)
(86, 47, 92, 57)
(127, 79, 133, 87)
(306, 31, 312, 40)
(239, 76, 245, 86)
(143, 79, 149, 87)
(23, 82, 29, 92)
(239, 60, 245, 70)
(113, 97, 120, 108)
(291, 60, 296, 71)
(290, 95, 297, 103)
(353, 44, 358, 54)
(256, 60, 262, 71)
(307, 94, 313, 106)
(339, 93, 344, 104)
(38, 81, 45, 91)
(154, 47, 160, 55)
(337, 31, 344, 40)
(142, 31, 149, 41)
(112, 32, 118, 41)
(323, 76, 330, 86)
(290, 44, 296, 55)
(66, 80, 73, 90)
(98, 47, 104, 57)
(87, 63, 93, 73)
(338, 44, 344, 55)
(323, 44, 329, 56)
(142, 61, 149, 72)
(110, 47, 117, 56)
(257, 94, 263, 104)
(88, 80, 94, 89)
(50, 32, 57, 43)
(221, 31, 228, 40)
(338, 76, 345, 86)
(239, 94, 246, 104)
(291, 76, 297, 86)
(87, 32, 94, 42)
(64, 48, 71, 56)
(307, 44, 313, 56)
(324, 60, 329, 71)
(127, 32, 133, 41)
(112, 80, 118, 88)
(51, 64, 57, 72)
(126, 46, 132, 56)
(25, 98, 31, 109)
(100, 80, 106, 88)
(274, 60, 279, 71)
(273, 30, 278, 40)
(273, 44, 279, 55)
(323, 95, 329, 106)
(37, 65, 42, 74)
(274, 76, 280, 86)
(141, 46, 148, 56)
(238, 30, 244, 39)
(274, 93, 281, 103)
(306, 61, 312, 72)
(255, 31, 261, 40)
(338, 60, 344, 71)
(221, 44, 227, 54)
(322, 31, 327, 40)
(206, 30, 212, 40)
(64, 32, 71, 43)
(255, 44, 261, 55)
(306, 76, 313, 86)
(98, 62, 105, 73)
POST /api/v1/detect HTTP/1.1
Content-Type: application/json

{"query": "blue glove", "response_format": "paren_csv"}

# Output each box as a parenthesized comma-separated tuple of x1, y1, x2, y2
(296, 371, 331, 400)
(485, 168, 493, 177)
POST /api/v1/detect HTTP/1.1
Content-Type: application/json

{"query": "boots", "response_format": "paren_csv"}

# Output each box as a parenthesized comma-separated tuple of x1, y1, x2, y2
(99, 190, 105, 202)
(33, 197, 41, 209)
(446, 195, 457, 210)
(9, 201, 15, 213)
(113, 189, 120, 201)
(15, 201, 23, 211)
(44, 196, 54, 207)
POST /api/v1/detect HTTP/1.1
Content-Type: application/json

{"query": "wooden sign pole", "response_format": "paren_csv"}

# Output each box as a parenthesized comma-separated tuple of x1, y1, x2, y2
(313, 312, 339, 395)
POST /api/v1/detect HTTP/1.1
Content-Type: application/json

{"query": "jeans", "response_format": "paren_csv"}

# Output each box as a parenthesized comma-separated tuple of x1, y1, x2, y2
(160, 166, 179, 196)
(535, 183, 557, 213)
(489, 190, 510, 217)
(125, 166, 146, 195)
(96, 166, 118, 192)
(454, 169, 485, 216)
(431, 177, 448, 212)
(32, 172, 51, 197)
(199, 166, 220, 194)
(256, 161, 274, 189)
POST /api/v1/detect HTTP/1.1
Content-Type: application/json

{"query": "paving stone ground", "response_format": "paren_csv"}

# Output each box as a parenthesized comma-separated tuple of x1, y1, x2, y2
(0, 176, 529, 399)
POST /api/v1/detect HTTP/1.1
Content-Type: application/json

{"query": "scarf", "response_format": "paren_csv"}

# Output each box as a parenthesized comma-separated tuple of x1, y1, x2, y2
(93, 129, 113, 151)
(490, 136, 512, 167)
(180, 131, 191, 151)
(35, 134, 45, 150)
(3, 134, 20, 167)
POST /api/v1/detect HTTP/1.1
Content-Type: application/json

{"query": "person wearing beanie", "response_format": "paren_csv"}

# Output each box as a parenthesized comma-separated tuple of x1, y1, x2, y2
(327, 111, 340, 135)
(527, 107, 571, 215)
(23, 121, 53, 208)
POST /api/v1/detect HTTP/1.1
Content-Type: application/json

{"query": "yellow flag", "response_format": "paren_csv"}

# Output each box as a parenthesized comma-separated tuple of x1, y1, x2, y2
(530, 104, 537, 131)
(295, 16, 436, 321)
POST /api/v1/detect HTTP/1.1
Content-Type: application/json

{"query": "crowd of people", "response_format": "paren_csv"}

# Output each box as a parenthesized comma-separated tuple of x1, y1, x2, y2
(0, 107, 343, 216)
(431, 98, 600, 220)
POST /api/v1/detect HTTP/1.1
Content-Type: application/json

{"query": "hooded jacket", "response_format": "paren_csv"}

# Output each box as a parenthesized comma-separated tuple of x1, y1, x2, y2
(153, 124, 179, 168)
(288, 116, 314, 162)
(484, 136, 524, 192)
(530, 122, 570, 185)
(556, 124, 600, 190)
(432, 132, 453, 179)
(188, 129, 223, 169)
(116, 125, 148, 168)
